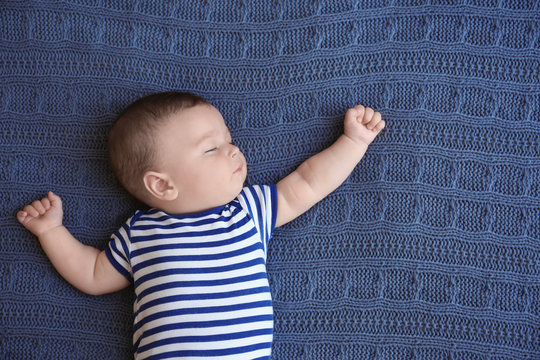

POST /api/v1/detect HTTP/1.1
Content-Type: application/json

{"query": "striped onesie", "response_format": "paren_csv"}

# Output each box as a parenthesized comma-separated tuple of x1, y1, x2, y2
(105, 185, 277, 360)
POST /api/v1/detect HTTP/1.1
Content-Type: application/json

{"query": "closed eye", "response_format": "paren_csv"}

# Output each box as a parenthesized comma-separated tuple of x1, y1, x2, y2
(205, 147, 218, 154)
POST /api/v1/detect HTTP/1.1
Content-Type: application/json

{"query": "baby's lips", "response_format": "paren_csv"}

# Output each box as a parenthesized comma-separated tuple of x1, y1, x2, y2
(234, 163, 244, 174)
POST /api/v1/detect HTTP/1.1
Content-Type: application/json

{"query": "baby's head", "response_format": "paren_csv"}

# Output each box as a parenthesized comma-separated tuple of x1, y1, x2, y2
(108, 92, 247, 214)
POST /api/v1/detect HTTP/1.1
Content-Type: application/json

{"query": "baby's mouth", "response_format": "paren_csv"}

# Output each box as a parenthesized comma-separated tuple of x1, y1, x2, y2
(233, 162, 244, 174)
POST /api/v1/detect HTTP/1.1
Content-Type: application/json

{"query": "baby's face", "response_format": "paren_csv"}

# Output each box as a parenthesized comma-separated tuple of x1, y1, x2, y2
(153, 104, 247, 213)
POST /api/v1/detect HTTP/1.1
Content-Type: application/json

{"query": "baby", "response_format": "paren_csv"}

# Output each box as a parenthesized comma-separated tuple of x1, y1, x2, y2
(17, 91, 385, 360)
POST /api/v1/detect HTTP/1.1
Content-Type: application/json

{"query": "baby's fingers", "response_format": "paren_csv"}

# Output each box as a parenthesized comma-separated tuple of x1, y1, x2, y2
(353, 105, 365, 119)
(367, 112, 383, 130)
(374, 119, 386, 132)
(19, 193, 56, 220)
(31, 199, 48, 215)
(48, 191, 62, 209)
(362, 107, 375, 125)
(16, 210, 28, 223)
(345, 105, 364, 124)
(22, 204, 40, 218)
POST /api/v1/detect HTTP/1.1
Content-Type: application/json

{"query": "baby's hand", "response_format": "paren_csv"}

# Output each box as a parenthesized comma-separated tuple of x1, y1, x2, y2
(17, 192, 64, 237)
(344, 105, 385, 146)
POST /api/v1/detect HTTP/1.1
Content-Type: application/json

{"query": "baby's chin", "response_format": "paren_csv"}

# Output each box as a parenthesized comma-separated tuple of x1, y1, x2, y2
(207, 171, 247, 208)
(229, 183, 246, 202)
(210, 184, 245, 209)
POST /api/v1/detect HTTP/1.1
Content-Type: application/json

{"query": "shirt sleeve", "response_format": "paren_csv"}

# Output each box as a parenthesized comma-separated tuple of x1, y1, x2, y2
(236, 184, 278, 256)
(105, 215, 135, 283)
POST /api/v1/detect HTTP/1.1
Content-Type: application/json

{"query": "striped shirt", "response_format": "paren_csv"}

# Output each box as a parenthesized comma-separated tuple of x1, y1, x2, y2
(105, 185, 277, 360)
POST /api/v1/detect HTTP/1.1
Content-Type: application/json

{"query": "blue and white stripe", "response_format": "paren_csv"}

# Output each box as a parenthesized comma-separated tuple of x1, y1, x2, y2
(106, 185, 277, 360)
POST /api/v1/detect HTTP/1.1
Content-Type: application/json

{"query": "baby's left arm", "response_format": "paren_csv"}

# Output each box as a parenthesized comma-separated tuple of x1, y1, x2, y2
(275, 105, 385, 227)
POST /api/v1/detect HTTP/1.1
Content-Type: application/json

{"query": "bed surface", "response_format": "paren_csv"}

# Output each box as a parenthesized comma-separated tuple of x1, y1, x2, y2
(1, 1, 539, 358)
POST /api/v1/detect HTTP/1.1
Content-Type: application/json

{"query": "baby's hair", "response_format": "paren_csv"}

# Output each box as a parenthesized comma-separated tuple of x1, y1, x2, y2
(108, 91, 209, 202)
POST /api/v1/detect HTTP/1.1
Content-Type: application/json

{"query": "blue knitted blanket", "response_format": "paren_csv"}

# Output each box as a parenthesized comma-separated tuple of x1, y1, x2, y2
(1, 1, 539, 359)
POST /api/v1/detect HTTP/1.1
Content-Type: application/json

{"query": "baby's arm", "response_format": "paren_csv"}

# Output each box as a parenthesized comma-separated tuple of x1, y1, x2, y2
(17, 192, 130, 295)
(276, 105, 385, 227)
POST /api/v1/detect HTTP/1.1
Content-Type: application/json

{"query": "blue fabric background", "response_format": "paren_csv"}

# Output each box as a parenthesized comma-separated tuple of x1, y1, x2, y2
(1, 1, 539, 359)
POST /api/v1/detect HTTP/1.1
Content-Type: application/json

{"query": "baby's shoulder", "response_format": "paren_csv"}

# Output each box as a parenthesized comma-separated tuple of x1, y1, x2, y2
(125, 208, 155, 227)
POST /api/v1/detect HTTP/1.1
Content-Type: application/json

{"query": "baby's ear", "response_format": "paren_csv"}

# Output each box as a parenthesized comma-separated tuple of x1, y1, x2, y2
(142, 171, 178, 201)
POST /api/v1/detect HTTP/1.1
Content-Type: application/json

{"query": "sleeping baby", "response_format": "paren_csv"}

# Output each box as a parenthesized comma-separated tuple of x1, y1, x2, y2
(17, 91, 385, 359)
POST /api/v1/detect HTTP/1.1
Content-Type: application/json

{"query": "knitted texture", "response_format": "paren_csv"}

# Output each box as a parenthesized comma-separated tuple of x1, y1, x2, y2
(1, 1, 539, 359)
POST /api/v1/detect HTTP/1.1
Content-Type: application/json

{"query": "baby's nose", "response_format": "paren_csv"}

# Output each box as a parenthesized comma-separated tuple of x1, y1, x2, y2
(229, 144, 240, 158)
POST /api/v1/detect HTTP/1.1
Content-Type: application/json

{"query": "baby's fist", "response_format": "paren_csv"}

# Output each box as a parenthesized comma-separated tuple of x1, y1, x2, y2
(344, 105, 385, 146)
(17, 191, 64, 237)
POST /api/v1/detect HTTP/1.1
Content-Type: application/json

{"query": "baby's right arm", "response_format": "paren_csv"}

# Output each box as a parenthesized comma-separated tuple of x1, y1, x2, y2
(17, 192, 130, 295)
